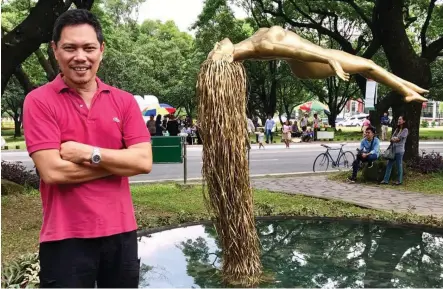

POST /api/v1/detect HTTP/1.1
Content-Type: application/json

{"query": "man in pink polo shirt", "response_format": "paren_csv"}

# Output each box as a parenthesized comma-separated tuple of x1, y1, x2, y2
(23, 9, 152, 288)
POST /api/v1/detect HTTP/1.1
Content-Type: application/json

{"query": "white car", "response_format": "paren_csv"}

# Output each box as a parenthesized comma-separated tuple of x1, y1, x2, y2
(337, 114, 368, 127)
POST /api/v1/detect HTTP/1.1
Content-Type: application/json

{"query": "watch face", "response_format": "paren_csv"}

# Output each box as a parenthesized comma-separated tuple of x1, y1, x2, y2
(92, 155, 101, 163)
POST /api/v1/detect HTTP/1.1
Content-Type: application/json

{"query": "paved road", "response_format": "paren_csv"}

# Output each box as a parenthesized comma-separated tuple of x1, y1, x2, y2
(2, 141, 443, 183)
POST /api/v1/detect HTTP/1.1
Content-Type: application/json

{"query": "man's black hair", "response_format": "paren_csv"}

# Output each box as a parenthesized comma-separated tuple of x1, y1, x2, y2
(53, 9, 104, 45)
(366, 126, 376, 134)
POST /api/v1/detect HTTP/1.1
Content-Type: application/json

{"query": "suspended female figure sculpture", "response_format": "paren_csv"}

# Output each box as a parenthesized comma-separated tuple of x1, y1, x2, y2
(208, 26, 428, 103)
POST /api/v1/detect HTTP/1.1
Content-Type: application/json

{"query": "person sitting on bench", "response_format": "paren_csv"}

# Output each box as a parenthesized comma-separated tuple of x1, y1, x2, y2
(348, 126, 380, 183)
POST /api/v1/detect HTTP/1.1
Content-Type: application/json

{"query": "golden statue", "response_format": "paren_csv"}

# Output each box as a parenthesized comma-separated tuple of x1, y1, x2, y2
(208, 26, 428, 103)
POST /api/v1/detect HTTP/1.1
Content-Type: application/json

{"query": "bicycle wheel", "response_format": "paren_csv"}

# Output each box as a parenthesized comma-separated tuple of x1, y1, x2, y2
(337, 151, 355, 171)
(313, 153, 330, 172)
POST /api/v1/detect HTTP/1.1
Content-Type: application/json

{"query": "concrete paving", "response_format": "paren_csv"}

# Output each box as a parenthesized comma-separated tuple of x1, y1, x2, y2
(252, 175, 443, 217)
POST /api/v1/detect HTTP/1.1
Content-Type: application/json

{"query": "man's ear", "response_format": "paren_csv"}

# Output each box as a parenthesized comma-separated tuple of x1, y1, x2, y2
(100, 42, 105, 61)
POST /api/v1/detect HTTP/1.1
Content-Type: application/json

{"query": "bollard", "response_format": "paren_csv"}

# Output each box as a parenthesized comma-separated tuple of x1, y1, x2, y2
(182, 137, 187, 184)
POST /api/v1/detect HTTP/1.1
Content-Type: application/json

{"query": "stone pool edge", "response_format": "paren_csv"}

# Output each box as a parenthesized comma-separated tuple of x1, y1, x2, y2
(136, 215, 443, 238)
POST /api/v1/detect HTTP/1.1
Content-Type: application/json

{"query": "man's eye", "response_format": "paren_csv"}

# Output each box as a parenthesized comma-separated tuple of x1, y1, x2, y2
(64, 47, 75, 51)
(85, 47, 95, 52)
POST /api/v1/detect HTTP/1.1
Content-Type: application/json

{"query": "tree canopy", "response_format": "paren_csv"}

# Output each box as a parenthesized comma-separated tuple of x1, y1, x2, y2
(1, 0, 442, 155)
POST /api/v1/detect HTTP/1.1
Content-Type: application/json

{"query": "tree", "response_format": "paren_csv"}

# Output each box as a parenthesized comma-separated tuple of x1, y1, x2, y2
(429, 58, 443, 101)
(100, 0, 144, 24)
(276, 63, 311, 122)
(2, 74, 26, 137)
(240, 0, 443, 159)
(246, 60, 279, 121)
(302, 76, 359, 127)
(193, 0, 283, 119)
(1, 0, 95, 95)
(98, 19, 198, 113)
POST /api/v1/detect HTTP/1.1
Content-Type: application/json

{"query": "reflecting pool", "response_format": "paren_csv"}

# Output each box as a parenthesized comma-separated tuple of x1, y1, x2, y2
(138, 218, 443, 288)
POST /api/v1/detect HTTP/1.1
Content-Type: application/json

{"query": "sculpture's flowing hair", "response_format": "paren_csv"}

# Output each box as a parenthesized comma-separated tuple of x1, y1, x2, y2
(196, 59, 262, 286)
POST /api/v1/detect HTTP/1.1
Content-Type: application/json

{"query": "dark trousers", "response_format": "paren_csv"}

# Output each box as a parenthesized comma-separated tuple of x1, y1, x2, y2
(39, 230, 139, 288)
(351, 154, 378, 179)
(314, 127, 318, 141)
(266, 129, 273, 143)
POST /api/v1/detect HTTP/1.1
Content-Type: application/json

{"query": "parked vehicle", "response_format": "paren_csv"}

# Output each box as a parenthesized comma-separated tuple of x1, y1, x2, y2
(335, 118, 345, 126)
(337, 114, 368, 127)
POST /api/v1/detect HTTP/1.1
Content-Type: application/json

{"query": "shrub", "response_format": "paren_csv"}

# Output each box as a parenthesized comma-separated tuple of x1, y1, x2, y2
(362, 159, 407, 182)
(1, 253, 39, 288)
(1, 161, 40, 189)
(1, 179, 25, 196)
(421, 120, 429, 128)
(407, 151, 443, 174)
(431, 121, 436, 128)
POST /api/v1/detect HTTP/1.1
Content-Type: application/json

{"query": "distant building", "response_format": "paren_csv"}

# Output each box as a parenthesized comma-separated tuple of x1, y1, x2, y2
(337, 99, 364, 118)
(422, 100, 441, 120)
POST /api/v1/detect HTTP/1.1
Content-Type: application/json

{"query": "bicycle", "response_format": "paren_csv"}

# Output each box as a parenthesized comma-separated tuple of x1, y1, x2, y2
(313, 143, 355, 172)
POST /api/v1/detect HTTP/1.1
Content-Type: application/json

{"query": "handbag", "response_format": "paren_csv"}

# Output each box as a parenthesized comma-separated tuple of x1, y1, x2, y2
(382, 143, 395, 160)
(382, 128, 398, 160)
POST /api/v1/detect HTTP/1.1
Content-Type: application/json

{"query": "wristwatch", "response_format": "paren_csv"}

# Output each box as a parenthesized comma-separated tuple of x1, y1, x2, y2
(91, 147, 101, 164)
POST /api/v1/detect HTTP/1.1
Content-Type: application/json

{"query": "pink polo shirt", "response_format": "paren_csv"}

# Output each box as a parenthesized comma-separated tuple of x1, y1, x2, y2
(23, 74, 151, 243)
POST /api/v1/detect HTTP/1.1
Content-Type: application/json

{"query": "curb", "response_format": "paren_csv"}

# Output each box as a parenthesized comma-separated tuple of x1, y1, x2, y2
(136, 215, 443, 237)
(129, 170, 339, 184)
(2, 141, 442, 153)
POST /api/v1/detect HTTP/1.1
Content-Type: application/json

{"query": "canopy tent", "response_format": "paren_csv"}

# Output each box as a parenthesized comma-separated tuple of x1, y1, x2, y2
(295, 100, 330, 114)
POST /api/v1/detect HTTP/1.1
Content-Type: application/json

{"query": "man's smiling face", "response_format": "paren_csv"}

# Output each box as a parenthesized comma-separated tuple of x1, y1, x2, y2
(52, 24, 104, 87)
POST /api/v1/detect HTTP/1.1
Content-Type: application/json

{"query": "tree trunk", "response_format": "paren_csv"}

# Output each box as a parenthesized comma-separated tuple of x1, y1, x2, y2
(1, 0, 69, 95)
(35, 48, 57, 80)
(14, 116, 22, 138)
(375, 0, 432, 160)
(267, 61, 278, 116)
(278, 113, 284, 126)
(1, 0, 94, 95)
(327, 114, 337, 128)
(284, 103, 291, 120)
(185, 106, 193, 119)
(47, 43, 60, 75)
(326, 93, 339, 128)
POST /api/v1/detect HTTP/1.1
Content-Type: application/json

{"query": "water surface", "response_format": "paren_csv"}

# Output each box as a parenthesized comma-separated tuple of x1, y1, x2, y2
(138, 218, 443, 288)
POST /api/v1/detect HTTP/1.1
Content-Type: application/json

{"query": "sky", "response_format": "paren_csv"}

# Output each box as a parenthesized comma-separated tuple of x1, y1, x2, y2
(137, 0, 248, 34)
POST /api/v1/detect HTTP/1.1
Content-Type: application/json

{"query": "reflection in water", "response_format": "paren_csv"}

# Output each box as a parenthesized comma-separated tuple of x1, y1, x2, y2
(138, 219, 443, 288)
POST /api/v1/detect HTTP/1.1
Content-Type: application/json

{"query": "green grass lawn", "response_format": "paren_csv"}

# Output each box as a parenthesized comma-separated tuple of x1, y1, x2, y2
(249, 127, 443, 144)
(334, 127, 443, 141)
(1, 127, 442, 150)
(1, 129, 26, 150)
(329, 170, 443, 195)
(2, 183, 443, 264)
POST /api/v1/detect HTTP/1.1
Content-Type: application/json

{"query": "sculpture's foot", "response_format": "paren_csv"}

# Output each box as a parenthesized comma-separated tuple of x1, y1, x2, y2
(415, 87, 429, 94)
(404, 90, 427, 103)
(400, 79, 429, 94)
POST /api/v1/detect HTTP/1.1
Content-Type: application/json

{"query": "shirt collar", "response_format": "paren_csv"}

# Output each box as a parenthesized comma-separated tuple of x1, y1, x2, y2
(51, 73, 111, 94)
